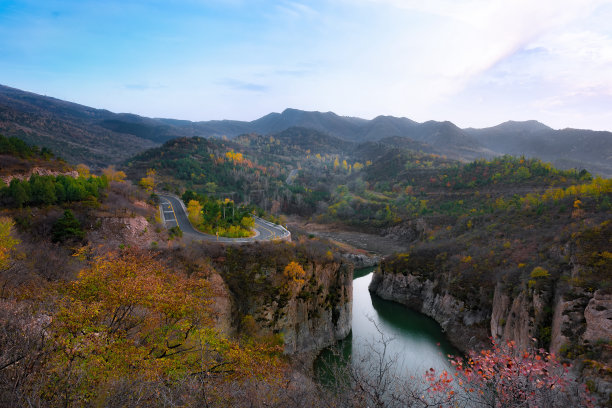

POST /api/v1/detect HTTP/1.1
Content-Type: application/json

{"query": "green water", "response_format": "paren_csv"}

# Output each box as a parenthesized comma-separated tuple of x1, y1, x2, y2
(316, 267, 458, 385)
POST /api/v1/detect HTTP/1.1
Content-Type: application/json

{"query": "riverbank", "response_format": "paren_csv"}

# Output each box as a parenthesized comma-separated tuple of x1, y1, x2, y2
(315, 268, 457, 387)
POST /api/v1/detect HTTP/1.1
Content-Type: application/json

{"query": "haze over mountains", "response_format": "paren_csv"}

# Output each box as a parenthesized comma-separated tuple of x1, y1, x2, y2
(1, 84, 610, 176)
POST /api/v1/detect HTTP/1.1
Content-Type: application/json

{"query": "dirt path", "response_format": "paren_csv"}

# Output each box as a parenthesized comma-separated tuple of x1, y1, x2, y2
(286, 216, 409, 257)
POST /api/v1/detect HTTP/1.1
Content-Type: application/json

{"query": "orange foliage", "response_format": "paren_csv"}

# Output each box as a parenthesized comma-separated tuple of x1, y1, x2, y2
(283, 261, 306, 284)
(41, 249, 286, 405)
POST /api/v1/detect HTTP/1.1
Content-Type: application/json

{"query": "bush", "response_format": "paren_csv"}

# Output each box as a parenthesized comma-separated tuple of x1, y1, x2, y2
(530, 266, 550, 279)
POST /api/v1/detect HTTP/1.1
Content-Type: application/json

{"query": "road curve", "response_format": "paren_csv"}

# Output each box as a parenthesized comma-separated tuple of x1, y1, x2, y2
(157, 193, 291, 243)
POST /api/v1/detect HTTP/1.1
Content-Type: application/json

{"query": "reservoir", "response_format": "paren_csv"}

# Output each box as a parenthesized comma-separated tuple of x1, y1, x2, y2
(316, 266, 458, 385)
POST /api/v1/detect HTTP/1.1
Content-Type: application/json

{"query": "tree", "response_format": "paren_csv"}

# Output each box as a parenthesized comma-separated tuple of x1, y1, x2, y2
(51, 210, 84, 243)
(0, 217, 19, 271)
(425, 340, 593, 408)
(187, 199, 203, 226)
(102, 165, 127, 182)
(283, 261, 306, 285)
(240, 216, 254, 229)
(40, 249, 285, 407)
(8, 179, 28, 208)
(76, 164, 90, 178)
(139, 168, 156, 192)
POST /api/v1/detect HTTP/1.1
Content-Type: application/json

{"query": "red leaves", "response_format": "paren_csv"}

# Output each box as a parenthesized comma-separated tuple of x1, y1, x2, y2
(424, 339, 594, 407)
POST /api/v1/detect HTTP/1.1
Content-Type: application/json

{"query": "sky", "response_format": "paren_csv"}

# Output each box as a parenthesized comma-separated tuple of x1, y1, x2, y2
(1, 0, 612, 130)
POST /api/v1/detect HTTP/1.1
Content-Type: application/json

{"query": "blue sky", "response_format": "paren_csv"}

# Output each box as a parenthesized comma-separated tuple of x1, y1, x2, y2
(1, 0, 612, 130)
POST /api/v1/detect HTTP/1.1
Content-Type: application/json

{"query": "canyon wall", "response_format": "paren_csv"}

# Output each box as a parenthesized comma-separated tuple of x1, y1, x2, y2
(213, 245, 353, 355)
(369, 269, 489, 351)
(255, 261, 353, 354)
(369, 243, 612, 401)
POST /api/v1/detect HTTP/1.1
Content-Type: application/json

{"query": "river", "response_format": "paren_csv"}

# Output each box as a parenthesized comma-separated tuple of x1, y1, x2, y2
(315, 266, 458, 386)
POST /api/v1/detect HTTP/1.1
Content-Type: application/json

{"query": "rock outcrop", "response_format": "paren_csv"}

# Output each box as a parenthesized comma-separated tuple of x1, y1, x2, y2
(88, 215, 160, 251)
(369, 268, 489, 351)
(215, 245, 353, 355)
(342, 252, 381, 268)
(490, 283, 550, 351)
(259, 262, 353, 354)
(0, 166, 78, 185)
(583, 291, 612, 343)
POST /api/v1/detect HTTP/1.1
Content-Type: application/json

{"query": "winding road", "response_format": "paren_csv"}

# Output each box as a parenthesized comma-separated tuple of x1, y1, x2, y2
(158, 193, 290, 243)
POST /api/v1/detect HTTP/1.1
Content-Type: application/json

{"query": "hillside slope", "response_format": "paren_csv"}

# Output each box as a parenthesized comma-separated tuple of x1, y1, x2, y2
(0, 85, 182, 167)
(466, 121, 612, 176)
(2, 84, 610, 175)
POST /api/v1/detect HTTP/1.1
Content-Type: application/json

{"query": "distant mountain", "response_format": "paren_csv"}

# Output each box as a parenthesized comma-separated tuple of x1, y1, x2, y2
(377, 136, 440, 155)
(268, 126, 353, 153)
(162, 108, 482, 152)
(0, 85, 187, 167)
(1, 84, 610, 175)
(465, 121, 612, 176)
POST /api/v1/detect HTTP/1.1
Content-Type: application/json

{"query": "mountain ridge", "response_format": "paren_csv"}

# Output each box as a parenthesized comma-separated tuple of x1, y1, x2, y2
(1, 84, 610, 175)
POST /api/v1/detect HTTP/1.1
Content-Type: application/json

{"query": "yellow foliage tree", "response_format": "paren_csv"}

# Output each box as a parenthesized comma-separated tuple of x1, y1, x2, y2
(225, 150, 244, 164)
(187, 199, 203, 226)
(0, 217, 19, 271)
(138, 168, 156, 192)
(102, 165, 127, 182)
(241, 216, 255, 229)
(283, 261, 306, 286)
(76, 163, 90, 178)
(43, 249, 285, 406)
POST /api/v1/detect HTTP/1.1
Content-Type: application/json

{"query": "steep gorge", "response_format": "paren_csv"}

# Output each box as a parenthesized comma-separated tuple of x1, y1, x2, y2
(369, 232, 612, 401)
(198, 243, 353, 355)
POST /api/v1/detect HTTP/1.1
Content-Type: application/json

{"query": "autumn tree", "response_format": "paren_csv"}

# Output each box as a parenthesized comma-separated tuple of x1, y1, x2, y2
(187, 199, 203, 226)
(76, 163, 90, 178)
(283, 261, 306, 295)
(138, 168, 156, 192)
(40, 249, 285, 406)
(240, 216, 254, 229)
(0, 217, 19, 271)
(102, 165, 127, 182)
(424, 340, 593, 408)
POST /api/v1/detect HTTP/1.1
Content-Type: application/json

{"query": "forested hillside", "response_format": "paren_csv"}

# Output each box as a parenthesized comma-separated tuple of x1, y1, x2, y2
(3, 84, 611, 175)
(126, 126, 612, 404)
(0, 137, 359, 407)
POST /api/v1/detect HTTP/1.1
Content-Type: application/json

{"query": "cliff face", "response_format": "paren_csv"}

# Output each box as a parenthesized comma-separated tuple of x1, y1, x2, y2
(213, 244, 353, 355)
(369, 239, 612, 402)
(369, 269, 489, 351)
(253, 262, 353, 354)
(490, 283, 550, 351)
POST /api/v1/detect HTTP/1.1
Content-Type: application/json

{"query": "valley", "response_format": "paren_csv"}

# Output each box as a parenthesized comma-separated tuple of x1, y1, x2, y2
(0, 87, 610, 407)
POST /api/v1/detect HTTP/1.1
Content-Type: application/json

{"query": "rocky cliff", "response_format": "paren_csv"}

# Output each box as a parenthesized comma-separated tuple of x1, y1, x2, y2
(369, 267, 490, 351)
(369, 236, 612, 403)
(0, 166, 78, 185)
(211, 243, 353, 355)
(265, 261, 353, 354)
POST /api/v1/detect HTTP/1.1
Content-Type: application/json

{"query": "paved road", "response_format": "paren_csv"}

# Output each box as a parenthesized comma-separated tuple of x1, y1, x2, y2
(286, 169, 299, 185)
(158, 193, 290, 243)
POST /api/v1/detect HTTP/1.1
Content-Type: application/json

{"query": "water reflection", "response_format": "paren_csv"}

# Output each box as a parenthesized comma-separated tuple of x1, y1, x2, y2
(315, 268, 458, 386)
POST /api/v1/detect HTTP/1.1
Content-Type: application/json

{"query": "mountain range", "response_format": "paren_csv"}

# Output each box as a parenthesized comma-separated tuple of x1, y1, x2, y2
(1, 84, 610, 175)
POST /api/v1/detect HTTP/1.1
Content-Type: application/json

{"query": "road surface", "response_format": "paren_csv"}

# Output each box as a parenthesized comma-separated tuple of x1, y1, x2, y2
(286, 169, 299, 185)
(158, 193, 290, 243)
